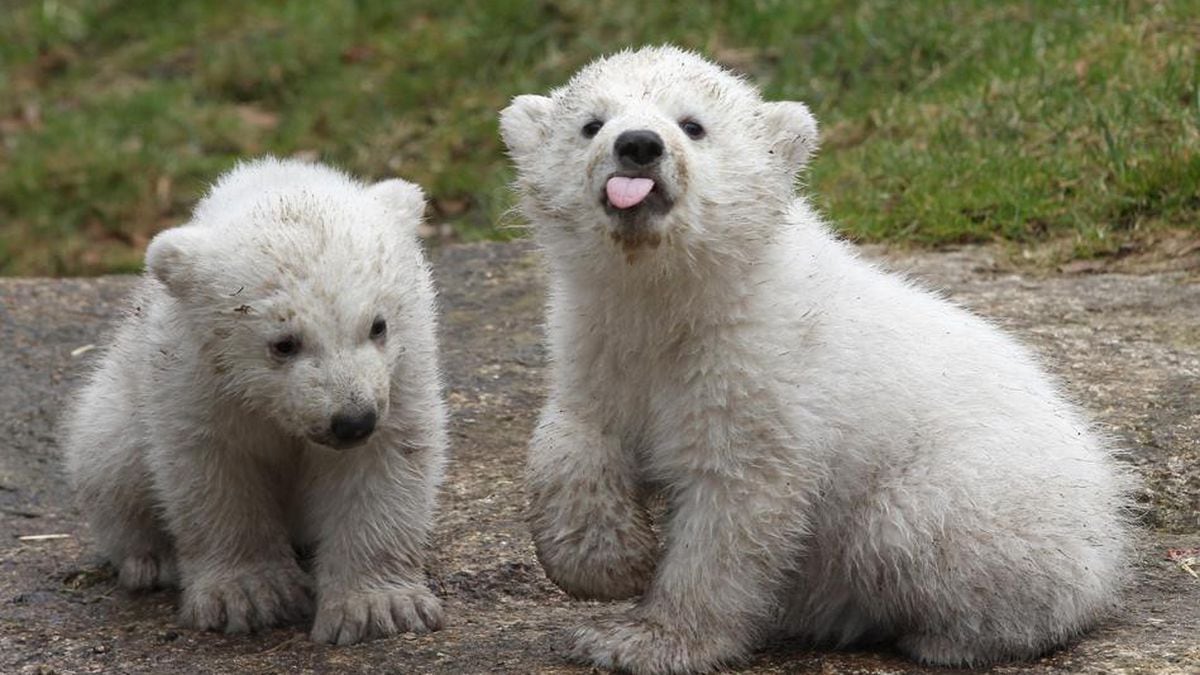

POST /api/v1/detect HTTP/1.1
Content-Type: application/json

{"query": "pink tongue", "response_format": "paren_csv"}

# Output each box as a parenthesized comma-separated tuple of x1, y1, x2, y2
(606, 176, 655, 209)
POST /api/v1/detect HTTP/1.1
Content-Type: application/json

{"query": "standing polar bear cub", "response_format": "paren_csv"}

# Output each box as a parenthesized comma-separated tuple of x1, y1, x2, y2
(502, 46, 1133, 673)
(62, 158, 447, 645)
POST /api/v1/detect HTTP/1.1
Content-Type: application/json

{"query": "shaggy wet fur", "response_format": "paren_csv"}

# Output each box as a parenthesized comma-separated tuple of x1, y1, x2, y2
(62, 158, 447, 645)
(501, 45, 1134, 674)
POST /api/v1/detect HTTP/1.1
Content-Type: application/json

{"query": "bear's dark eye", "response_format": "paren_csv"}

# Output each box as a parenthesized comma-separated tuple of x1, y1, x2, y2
(680, 119, 705, 140)
(369, 317, 387, 341)
(581, 120, 604, 139)
(270, 336, 301, 359)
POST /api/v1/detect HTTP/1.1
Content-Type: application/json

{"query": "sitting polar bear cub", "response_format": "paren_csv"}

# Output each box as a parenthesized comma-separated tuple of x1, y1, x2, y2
(62, 158, 447, 645)
(502, 46, 1133, 672)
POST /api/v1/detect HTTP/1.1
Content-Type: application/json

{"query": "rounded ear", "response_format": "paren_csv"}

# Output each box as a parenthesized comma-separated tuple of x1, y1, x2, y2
(762, 101, 819, 168)
(368, 178, 427, 229)
(144, 226, 212, 298)
(499, 94, 554, 159)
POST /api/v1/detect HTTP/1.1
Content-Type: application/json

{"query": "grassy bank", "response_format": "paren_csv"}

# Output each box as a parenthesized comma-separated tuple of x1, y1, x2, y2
(1, 0, 1197, 275)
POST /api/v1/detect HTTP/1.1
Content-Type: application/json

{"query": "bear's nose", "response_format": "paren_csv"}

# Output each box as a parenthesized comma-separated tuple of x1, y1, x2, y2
(614, 130, 664, 168)
(330, 409, 377, 443)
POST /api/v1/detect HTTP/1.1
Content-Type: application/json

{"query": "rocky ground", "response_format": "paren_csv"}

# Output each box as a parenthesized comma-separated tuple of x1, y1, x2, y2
(1, 241, 1197, 674)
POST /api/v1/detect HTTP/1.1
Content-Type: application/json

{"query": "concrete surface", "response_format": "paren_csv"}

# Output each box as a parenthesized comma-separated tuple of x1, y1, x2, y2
(1, 240, 1197, 674)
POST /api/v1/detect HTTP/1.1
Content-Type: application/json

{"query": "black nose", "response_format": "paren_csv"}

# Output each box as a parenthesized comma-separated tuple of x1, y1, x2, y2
(614, 130, 664, 168)
(330, 409, 377, 443)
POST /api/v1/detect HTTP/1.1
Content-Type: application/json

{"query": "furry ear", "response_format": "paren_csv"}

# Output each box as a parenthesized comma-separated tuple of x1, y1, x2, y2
(369, 178, 427, 228)
(500, 95, 554, 158)
(144, 226, 213, 298)
(762, 101, 819, 168)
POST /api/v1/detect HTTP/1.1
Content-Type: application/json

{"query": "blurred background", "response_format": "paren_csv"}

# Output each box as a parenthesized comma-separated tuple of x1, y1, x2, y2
(0, 0, 1196, 276)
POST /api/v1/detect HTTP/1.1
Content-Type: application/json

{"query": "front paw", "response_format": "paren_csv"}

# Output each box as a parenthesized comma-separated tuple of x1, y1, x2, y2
(529, 486, 658, 600)
(527, 416, 659, 600)
(535, 526, 657, 600)
(570, 615, 740, 675)
(311, 584, 443, 645)
(179, 561, 313, 633)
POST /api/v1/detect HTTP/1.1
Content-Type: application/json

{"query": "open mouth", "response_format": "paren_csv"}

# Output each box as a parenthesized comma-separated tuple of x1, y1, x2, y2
(601, 173, 673, 218)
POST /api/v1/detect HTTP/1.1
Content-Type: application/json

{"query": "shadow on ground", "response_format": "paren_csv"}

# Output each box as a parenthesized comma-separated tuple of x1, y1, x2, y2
(1, 241, 1197, 674)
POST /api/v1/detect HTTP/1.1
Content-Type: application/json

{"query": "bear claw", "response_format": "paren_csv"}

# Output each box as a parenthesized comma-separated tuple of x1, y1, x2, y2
(310, 585, 443, 645)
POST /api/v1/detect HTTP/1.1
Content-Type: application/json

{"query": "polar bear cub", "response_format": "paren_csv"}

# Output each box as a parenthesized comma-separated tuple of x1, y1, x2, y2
(501, 45, 1133, 672)
(62, 158, 447, 645)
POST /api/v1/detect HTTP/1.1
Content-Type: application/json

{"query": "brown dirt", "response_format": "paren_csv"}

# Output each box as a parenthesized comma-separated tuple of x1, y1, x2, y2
(1, 241, 1197, 674)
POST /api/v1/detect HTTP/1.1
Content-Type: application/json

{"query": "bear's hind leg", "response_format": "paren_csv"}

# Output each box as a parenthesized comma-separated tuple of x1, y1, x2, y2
(65, 400, 176, 591)
(845, 457, 1128, 667)
(105, 504, 176, 591)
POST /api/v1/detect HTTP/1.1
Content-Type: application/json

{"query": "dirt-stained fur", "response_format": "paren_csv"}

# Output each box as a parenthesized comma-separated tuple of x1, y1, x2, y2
(62, 158, 447, 645)
(501, 45, 1134, 673)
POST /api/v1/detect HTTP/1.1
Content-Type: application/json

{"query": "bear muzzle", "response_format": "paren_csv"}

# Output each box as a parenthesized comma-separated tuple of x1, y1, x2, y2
(593, 129, 682, 254)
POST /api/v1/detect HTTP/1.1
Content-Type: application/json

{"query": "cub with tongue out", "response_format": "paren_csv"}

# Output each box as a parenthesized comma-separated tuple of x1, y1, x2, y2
(501, 46, 1132, 674)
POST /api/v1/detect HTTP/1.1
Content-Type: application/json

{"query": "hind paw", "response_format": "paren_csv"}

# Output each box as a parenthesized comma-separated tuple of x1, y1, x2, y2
(118, 553, 177, 590)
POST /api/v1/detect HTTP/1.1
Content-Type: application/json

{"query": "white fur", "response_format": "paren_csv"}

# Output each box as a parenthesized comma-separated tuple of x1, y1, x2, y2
(502, 46, 1134, 673)
(62, 158, 447, 644)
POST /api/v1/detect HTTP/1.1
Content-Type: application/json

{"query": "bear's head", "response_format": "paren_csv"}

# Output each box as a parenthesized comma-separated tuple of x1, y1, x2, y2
(501, 45, 818, 263)
(144, 159, 431, 450)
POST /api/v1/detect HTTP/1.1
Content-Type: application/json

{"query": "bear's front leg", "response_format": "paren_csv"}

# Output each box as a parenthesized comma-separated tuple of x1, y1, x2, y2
(306, 436, 443, 645)
(569, 457, 811, 674)
(526, 404, 659, 600)
(153, 443, 313, 634)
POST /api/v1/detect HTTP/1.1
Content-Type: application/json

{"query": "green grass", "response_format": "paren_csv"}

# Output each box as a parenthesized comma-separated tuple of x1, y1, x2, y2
(1, 0, 1196, 275)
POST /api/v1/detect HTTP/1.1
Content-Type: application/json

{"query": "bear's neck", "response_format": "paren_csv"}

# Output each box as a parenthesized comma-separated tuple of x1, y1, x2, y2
(548, 236, 777, 332)
(543, 199, 838, 329)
